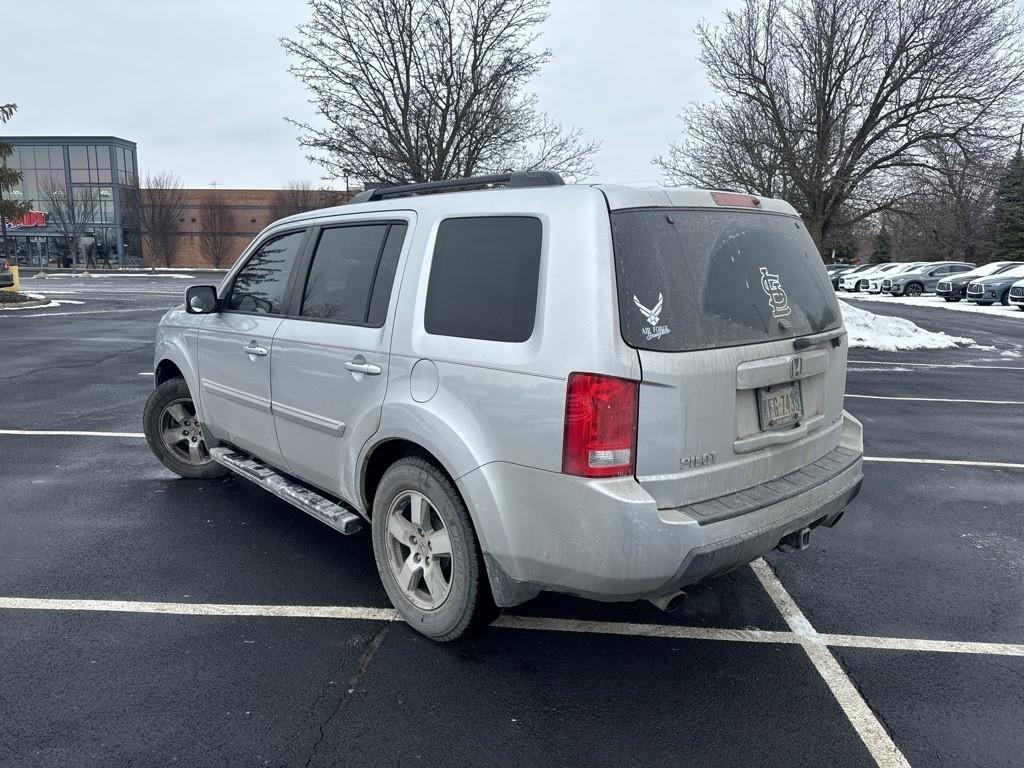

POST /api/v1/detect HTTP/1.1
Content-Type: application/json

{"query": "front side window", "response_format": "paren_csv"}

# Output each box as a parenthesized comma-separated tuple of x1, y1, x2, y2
(224, 230, 306, 314)
(424, 216, 542, 342)
(300, 223, 406, 325)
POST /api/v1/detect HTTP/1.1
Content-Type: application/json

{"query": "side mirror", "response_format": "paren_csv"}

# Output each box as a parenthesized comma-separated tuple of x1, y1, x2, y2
(185, 285, 219, 314)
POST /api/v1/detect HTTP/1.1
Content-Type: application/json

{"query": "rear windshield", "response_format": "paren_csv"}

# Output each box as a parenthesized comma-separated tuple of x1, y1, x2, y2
(611, 208, 841, 353)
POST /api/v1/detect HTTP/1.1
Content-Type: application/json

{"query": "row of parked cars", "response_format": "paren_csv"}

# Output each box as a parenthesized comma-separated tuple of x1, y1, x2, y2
(827, 261, 1024, 309)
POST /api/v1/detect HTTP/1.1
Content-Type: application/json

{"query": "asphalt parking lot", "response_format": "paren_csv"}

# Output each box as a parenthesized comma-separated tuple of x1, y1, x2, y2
(1, 275, 1022, 768)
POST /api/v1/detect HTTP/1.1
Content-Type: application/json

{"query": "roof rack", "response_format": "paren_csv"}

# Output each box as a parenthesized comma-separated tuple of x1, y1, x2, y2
(349, 171, 564, 204)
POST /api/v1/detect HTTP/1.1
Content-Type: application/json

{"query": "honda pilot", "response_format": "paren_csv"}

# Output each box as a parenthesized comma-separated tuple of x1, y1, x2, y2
(143, 173, 863, 641)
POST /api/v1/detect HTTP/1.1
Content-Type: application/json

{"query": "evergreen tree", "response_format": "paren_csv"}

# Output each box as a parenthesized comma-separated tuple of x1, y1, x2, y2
(0, 103, 32, 262)
(992, 138, 1024, 261)
(870, 223, 893, 264)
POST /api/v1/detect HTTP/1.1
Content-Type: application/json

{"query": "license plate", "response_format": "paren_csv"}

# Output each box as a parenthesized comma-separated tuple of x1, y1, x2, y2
(758, 381, 803, 431)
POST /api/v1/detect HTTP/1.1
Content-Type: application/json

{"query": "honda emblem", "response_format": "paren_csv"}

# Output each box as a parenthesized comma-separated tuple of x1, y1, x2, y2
(791, 357, 802, 379)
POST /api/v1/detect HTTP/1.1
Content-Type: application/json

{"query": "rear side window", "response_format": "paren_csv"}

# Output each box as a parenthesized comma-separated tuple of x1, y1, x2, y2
(300, 223, 407, 326)
(225, 230, 306, 314)
(611, 209, 841, 352)
(424, 216, 542, 342)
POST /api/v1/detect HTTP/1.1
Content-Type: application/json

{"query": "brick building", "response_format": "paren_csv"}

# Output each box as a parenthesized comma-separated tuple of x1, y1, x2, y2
(161, 188, 352, 268)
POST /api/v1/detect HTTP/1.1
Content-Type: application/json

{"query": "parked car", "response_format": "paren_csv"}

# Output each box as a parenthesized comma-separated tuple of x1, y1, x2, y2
(882, 262, 974, 297)
(863, 262, 928, 294)
(838, 262, 891, 291)
(143, 174, 863, 641)
(966, 263, 1024, 306)
(828, 264, 865, 289)
(1008, 278, 1024, 310)
(936, 261, 1024, 301)
(0, 258, 14, 289)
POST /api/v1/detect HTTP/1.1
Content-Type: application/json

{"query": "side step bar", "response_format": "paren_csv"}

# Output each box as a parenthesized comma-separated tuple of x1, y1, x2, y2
(209, 447, 363, 535)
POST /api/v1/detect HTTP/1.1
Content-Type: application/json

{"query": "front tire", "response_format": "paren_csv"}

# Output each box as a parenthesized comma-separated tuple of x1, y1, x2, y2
(904, 282, 924, 297)
(371, 457, 498, 641)
(1001, 290, 1011, 306)
(143, 378, 227, 479)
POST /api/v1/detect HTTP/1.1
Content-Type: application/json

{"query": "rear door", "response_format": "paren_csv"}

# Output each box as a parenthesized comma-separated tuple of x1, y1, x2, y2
(198, 228, 308, 468)
(271, 219, 410, 502)
(611, 206, 847, 509)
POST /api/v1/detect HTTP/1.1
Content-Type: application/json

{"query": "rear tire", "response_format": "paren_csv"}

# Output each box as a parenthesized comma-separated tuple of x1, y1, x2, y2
(143, 378, 227, 479)
(371, 457, 498, 641)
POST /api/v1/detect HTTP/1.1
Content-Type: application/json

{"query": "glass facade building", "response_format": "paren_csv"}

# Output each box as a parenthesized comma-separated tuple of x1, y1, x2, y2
(0, 136, 140, 267)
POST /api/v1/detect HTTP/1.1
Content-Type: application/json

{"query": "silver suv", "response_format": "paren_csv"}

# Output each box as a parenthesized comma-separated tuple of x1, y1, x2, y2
(144, 173, 863, 641)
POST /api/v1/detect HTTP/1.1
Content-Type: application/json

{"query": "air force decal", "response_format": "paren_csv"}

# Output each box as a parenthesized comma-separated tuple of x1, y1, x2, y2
(633, 293, 671, 341)
(759, 267, 791, 318)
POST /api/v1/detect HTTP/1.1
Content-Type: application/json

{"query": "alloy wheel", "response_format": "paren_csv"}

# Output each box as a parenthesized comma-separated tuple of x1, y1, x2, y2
(384, 490, 454, 610)
(159, 398, 211, 465)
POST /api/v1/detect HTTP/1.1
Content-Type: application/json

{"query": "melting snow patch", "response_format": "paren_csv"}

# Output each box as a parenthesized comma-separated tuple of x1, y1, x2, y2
(839, 301, 975, 351)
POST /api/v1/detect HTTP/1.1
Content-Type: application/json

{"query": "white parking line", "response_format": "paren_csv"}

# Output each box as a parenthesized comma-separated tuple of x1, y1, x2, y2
(0, 597, 396, 621)
(847, 394, 1024, 405)
(848, 360, 1024, 371)
(0, 307, 166, 319)
(820, 633, 1024, 657)
(0, 429, 145, 438)
(750, 559, 912, 768)
(1, 595, 1021, 658)
(865, 456, 1024, 470)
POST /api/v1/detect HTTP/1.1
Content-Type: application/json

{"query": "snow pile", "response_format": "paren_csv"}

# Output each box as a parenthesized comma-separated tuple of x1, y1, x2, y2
(839, 300, 975, 351)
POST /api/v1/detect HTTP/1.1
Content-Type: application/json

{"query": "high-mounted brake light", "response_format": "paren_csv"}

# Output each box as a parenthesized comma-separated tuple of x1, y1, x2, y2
(711, 191, 762, 208)
(562, 373, 638, 478)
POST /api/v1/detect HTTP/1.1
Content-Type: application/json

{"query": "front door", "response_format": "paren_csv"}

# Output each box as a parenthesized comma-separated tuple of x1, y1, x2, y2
(272, 220, 409, 504)
(197, 228, 308, 468)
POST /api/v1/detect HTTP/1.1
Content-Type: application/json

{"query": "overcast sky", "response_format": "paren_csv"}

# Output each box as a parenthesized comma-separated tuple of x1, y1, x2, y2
(3, 0, 733, 189)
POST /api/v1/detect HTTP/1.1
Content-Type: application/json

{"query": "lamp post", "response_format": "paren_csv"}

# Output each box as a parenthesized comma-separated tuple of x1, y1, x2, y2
(343, 168, 352, 198)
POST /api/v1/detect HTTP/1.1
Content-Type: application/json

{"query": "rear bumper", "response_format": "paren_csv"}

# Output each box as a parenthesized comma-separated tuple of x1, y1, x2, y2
(460, 412, 864, 607)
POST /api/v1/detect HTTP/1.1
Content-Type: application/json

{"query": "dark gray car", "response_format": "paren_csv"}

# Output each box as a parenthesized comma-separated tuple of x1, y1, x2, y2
(966, 264, 1024, 305)
(882, 262, 974, 296)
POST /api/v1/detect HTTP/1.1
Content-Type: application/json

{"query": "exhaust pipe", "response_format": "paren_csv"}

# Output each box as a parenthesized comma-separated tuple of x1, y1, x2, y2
(777, 527, 811, 552)
(648, 590, 687, 612)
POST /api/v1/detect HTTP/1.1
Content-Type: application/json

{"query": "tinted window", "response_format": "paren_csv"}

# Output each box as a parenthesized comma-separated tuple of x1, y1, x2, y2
(300, 224, 390, 324)
(225, 230, 305, 314)
(424, 217, 542, 342)
(368, 224, 407, 326)
(612, 209, 841, 352)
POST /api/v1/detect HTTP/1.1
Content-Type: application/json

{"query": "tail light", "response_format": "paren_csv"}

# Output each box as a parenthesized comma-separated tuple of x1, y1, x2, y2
(562, 373, 638, 478)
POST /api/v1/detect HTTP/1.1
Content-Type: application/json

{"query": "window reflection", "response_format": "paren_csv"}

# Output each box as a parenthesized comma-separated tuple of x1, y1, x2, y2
(226, 231, 305, 314)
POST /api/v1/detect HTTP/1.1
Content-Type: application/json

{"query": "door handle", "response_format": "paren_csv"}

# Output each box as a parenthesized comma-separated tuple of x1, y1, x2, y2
(345, 360, 382, 376)
(244, 343, 268, 357)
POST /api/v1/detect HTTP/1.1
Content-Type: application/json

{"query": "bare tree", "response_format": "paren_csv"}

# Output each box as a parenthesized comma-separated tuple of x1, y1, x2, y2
(281, 0, 599, 185)
(656, 0, 1024, 249)
(269, 180, 343, 220)
(125, 172, 186, 268)
(40, 181, 98, 268)
(887, 140, 1001, 263)
(199, 195, 234, 268)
